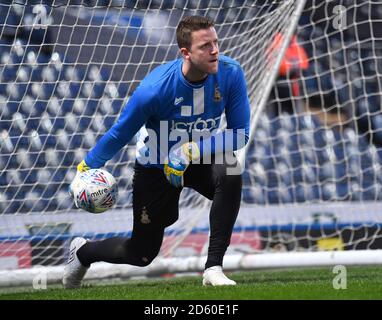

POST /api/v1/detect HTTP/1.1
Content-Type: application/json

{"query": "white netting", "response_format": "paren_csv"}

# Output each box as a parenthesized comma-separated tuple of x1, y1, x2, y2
(1, 0, 382, 282)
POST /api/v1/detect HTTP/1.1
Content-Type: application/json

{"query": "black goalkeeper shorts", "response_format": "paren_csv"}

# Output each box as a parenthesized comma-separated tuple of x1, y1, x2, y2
(132, 162, 182, 228)
(132, 155, 240, 229)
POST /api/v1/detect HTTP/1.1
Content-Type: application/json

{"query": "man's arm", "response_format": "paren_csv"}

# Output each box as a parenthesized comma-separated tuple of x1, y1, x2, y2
(84, 85, 158, 168)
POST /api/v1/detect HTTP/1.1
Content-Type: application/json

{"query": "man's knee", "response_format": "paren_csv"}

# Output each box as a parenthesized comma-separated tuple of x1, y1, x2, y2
(126, 237, 162, 267)
(125, 250, 159, 266)
(214, 165, 242, 190)
(133, 255, 157, 267)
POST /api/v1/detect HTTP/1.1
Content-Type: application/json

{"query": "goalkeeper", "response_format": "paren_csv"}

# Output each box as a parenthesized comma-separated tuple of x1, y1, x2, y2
(63, 15, 250, 288)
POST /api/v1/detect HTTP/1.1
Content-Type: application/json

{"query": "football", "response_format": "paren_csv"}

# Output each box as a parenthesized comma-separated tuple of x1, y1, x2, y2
(69, 169, 118, 214)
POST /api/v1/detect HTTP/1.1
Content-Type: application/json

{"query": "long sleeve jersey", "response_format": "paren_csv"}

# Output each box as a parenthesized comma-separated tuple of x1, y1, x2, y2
(85, 54, 250, 169)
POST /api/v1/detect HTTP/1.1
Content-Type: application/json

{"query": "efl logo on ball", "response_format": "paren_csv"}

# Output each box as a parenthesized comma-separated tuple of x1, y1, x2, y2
(70, 169, 118, 214)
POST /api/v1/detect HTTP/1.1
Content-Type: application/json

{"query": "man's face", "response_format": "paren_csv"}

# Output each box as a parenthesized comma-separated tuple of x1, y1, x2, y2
(187, 27, 219, 75)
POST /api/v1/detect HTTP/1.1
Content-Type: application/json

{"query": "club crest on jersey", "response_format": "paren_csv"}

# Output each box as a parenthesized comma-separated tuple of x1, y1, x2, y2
(214, 84, 222, 102)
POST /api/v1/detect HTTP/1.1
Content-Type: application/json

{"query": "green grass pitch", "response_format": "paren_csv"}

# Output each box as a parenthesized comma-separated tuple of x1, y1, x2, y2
(1, 266, 382, 300)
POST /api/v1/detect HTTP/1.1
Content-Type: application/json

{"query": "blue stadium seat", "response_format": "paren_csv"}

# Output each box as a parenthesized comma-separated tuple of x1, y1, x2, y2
(242, 171, 252, 186)
(243, 187, 265, 205)
(16, 65, 31, 83)
(62, 151, 76, 167)
(360, 183, 378, 201)
(319, 161, 336, 181)
(117, 188, 133, 207)
(64, 112, 79, 132)
(92, 83, 106, 99)
(6, 83, 27, 100)
(24, 188, 46, 212)
(335, 182, 349, 200)
(55, 129, 70, 149)
(104, 115, 117, 128)
(37, 83, 55, 100)
(69, 134, 84, 149)
(5, 169, 22, 185)
(56, 188, 74, 210)
(112, 99, 124, 114)
(275, 160, 292, 186)
(32, 151, 46, 169)
(44, 148, 60, 167)
(4, 198, 22, 214)
(64, 66, 81, 82)
(288, 150, 303, 168)
(349, 182, 362, 201)
(32, 101, 48, 118)
(117, 83, 128, 98)
(296, 183, 316, 202)
(41, 66, 59, 83)
(51, 169, 66, 183)
(84, 99, 99, 116)
(334, 161, 347, 180)
(271, 187, 293, 204)
(78, 117, 91, 131)
(322, 182, 337, 201)
(372, 114, 382, 143)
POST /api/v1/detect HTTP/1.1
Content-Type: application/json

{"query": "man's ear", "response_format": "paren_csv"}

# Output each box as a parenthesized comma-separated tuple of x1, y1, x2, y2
(180, 47, 191, 61)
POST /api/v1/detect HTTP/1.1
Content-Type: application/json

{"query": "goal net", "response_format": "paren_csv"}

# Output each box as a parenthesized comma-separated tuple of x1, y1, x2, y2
(2, 0, 382, 287)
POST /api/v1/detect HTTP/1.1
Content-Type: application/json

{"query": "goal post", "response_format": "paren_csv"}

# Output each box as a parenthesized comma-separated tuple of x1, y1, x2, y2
(2, 0, 382, 287)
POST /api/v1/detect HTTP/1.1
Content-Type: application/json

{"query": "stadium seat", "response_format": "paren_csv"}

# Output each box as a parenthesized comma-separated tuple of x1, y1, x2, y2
(78, 117, 91, 131)
(24, 189, 46, 212)
(242, 187, 265, 204)
(16, 148, 36, 168)
(55, 188, 74, 210)
(91, 114, 106, 132)
(41, 66, 59, 83)
(92, 83, 106, 99)
(115, 165, 134, 188)
(44, 148, 61, 166)
(84, 99, 99, 116)
(64, 112, 79, 132)
(55, 129, 70, 149)
(117, 83, 128, 98)
(275, 160, 292, 186)
(0, 192, 7, 213)
(336, 182, 349, 200)
(69, 134, 84, 149)
(45, 96, 60, 115)
(322, 182, 337, 201)
(5, 168, 22, 186)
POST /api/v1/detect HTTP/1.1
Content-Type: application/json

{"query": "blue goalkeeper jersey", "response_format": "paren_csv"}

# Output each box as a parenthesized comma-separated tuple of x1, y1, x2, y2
(85, 54, 250, 169)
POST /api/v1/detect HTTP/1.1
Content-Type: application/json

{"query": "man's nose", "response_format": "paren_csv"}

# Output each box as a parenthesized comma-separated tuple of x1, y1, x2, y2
(211, 43, 219, 55)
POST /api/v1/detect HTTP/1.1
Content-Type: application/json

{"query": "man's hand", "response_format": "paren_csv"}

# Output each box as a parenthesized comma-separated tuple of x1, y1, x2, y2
(164, 142, 200, 188)
(77, 160, 90, 172)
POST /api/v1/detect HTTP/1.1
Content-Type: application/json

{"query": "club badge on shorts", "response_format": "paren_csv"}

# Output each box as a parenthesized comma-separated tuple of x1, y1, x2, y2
(141, 206, 151, 224)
